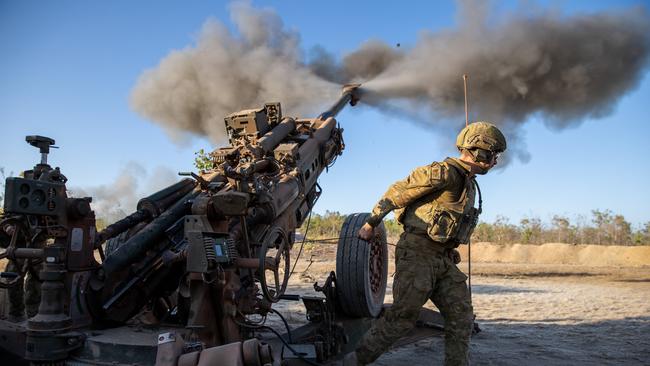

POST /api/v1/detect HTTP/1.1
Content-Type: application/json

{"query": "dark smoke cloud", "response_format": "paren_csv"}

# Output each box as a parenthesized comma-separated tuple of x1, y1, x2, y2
(357, 1, 650, 162)
(362, 2, 650, 122)
(131, 0, 650, 164)
(310, 41, 405, 84)
(71, 163, 178, 223)
(131, 1, 338, 144)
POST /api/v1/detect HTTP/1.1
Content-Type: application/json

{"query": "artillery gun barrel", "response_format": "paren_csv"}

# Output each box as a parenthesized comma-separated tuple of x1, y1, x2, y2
(258, 118, 296, 153)
(95, 210, 150, 245)
(318, 83, 361, 120)
(101, 188, 200, 275)
(137, 178, 196, 215)
(95, 179, 196, 245)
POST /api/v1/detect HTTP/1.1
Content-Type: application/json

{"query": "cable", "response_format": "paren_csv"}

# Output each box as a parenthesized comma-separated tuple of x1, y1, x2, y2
(289, 211, 312, 277)
(259, 325, 322, 366)
(237, 310, 267, 326)
(468, 180, 481, 305)
(269, 308, 293, 343)
(465, 248, 472, 302)
(236, 318, 322, 366)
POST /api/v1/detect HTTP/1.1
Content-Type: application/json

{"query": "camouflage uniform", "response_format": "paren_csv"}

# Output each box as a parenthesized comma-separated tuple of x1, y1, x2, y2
(5, 260, 26, 319)
(5, 260, 41, 319)
(1, 224, 43, 320)
(24, 266, 42, 317)
(356, 157, 478, 366)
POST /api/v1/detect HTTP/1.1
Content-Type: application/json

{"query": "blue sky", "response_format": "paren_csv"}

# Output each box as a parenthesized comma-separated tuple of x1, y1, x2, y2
(1, 0, 649, 227)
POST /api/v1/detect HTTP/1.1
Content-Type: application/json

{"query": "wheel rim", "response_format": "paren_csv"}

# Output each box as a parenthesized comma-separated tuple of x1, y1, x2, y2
(368, 233, 385, 298)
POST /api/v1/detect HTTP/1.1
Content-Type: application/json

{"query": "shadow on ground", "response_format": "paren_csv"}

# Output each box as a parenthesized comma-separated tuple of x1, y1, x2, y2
(374, 316, 650, 366)
(471, 284, 547, 295)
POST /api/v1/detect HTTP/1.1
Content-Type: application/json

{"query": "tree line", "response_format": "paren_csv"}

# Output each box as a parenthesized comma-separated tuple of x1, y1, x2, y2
(300, 210, 650, 246)
(0, 165, 647, 246)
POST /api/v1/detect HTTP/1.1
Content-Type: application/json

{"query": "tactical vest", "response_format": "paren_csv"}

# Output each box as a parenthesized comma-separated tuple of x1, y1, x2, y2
(398, 158, 482, 247)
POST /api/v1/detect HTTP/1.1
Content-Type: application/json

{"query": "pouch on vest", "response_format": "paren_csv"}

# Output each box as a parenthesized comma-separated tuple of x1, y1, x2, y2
(426, 173, 482, 245)
(427, 207, 464, 243)
(455, 206, 480, 244)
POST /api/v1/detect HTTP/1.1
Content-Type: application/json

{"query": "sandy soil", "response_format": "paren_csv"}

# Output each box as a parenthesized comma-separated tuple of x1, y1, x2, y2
(2, 242, 649, 365)
(457, 242, 650, 267)
(270, 243, 650, 365)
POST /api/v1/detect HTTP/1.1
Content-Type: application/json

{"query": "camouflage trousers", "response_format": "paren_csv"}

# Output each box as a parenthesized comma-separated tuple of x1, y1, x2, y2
(5, 260, 42, 319)
(355, 232, 474, 365)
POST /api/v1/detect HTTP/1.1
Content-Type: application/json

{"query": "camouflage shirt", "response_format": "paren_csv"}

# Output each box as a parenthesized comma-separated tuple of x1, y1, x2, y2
(366, 157, 477, 245)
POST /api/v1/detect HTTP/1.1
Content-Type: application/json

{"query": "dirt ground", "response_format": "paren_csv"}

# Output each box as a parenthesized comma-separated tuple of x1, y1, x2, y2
(2, 242, 649, 365)
(271, 243, 650, 365)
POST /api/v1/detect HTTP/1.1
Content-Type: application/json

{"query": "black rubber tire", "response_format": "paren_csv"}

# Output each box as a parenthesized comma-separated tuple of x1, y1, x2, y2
(336, 212, 388, 318)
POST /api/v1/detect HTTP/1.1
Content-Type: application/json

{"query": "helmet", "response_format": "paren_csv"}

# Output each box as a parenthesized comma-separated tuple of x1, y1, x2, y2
(456, 121, 507, 153)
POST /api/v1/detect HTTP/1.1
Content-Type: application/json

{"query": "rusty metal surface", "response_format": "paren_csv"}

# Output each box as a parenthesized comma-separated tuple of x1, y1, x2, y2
(0, 86, 375, 365)
(155, 332, 186, 366)
(69, 326, 183, 366)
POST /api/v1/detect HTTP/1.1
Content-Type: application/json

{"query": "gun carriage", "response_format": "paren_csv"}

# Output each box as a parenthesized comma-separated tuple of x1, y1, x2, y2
(0, 85, 398, 365)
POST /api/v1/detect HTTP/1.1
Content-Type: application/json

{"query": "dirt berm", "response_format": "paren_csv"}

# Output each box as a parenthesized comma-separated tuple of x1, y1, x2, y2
(456, 242, 650, 266)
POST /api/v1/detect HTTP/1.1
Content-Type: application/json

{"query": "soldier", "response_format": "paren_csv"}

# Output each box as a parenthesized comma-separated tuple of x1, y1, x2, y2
(345, 122, 507, 366)
(1, 222, 42, 321)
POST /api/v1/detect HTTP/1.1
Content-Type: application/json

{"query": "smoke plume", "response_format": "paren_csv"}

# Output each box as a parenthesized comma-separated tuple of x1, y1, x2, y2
(71, 163, 179, 223)
(131, 0, 650, 164)
(355, 1, 650, 162)
(131, 1, 338, 145)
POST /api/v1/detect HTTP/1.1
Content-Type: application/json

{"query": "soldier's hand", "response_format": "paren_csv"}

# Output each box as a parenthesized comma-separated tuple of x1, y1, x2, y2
(358, 223, 375, 241)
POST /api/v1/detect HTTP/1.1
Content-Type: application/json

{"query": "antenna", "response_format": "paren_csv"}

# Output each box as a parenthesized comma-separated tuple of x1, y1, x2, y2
(463, 74, 469, 127)
(462, 73, 474, 310)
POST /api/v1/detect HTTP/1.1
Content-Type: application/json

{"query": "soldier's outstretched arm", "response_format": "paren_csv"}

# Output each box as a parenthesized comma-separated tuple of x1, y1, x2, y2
(365, 162, 449, 227)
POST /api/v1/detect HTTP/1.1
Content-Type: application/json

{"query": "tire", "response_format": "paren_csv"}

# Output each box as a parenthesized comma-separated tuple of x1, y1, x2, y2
(336, 213, 388, 318)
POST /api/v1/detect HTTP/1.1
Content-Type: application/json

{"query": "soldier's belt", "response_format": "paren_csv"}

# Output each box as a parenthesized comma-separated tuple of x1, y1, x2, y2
(401, 230, 448, 254)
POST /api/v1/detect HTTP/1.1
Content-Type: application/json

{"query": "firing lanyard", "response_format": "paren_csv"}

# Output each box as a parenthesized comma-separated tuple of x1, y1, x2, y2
(468, 178, 482, 304)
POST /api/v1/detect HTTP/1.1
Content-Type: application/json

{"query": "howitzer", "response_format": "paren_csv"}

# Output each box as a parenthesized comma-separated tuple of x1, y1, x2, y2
(0, 84, 405, 366)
